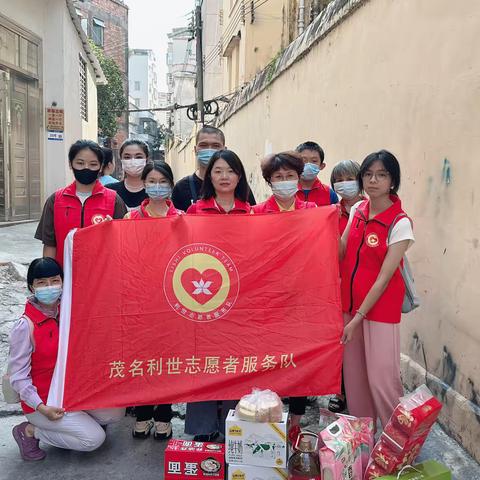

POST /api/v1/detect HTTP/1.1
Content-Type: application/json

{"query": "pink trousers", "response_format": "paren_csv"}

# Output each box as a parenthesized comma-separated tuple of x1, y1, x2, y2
(342, 313, 404, 429)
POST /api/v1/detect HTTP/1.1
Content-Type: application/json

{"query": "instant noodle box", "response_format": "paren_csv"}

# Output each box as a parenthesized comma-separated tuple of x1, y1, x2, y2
(376, 460, 451, 480)
(164, 439, 225, 479)
(228, 464, 288, 480)
(225, 409, 288, 468)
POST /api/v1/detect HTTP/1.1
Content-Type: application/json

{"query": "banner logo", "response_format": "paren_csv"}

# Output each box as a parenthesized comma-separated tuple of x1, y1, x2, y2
(164, 243, 239, 322)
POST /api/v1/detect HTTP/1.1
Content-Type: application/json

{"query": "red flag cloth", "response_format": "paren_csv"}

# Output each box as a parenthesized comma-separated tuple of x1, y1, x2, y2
(51, 206, 343, 411)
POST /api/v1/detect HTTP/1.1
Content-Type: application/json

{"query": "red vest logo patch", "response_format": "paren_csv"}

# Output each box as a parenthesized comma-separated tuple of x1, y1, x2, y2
(91, 214, 105, 225)
(163, 243, 240, 322)
(366, 232, 380, 247)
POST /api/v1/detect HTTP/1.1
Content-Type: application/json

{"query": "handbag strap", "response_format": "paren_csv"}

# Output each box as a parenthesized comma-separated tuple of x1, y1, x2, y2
(396, 465, 423, 479)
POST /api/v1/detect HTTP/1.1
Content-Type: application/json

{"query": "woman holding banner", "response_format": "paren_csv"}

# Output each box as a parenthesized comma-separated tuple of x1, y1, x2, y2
(34, 140, 127, 267)
(124, 161, 182, 440)
(340, 150, 414, 429)
(252, 151, 316, 213)
(8, 258, 124, 461)
(185, 149, 250, 440)
(252, 152, 316, 432)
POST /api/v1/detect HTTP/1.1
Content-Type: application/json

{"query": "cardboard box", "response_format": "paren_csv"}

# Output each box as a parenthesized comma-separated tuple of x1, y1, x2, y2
(225, 409, 288, 468)
(228, 464, 288, 480)
(377, 460, 451, 480)
(164, 439, 225, 479)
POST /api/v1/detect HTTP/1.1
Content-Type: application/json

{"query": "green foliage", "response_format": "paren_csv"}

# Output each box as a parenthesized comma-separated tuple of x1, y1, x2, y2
(90, 42, 127, 138)
(152, 124, 168, 151)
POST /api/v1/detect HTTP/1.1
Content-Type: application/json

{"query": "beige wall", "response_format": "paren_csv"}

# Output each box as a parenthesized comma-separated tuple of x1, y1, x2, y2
(222, 0, 287, 91)
(169, 0, 480, 459)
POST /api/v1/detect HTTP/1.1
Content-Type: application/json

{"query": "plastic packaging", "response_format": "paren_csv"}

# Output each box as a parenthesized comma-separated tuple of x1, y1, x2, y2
(235, 388, 283, 422)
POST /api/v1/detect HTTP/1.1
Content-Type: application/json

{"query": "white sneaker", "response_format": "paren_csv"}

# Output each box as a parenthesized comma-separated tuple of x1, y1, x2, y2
(153, 421, 172, 440)
(132, 419, 154, 438)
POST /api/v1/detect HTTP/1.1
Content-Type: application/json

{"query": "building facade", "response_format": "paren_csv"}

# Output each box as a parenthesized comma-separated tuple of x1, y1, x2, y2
(74, 0, 129, 150)
(166, 27, 196, 141)
(0, 0, 104, 221)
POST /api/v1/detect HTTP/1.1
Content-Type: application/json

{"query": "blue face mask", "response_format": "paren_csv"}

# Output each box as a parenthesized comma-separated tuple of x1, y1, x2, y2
(145, 183, 172, 200)
(34, 286, 62, 305)
(301, 163, 321, 181)
(197, 149, 217, 167)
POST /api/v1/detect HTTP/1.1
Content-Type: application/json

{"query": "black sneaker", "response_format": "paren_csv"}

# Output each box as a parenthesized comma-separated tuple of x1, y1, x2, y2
(193, 432, 219, 442)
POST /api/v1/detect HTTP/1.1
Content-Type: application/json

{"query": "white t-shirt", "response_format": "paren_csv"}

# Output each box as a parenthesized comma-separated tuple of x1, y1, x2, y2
(346, 201, 414, 249)
(76, 191, 92, 205)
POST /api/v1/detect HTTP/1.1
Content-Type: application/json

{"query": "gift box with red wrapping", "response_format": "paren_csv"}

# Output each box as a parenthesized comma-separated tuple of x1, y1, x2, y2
(364, 385, 442, 480)
(164, 439, 225, 479)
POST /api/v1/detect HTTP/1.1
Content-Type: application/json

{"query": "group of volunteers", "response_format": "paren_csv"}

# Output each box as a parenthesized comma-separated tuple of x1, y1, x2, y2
(7, 125, 414, 462)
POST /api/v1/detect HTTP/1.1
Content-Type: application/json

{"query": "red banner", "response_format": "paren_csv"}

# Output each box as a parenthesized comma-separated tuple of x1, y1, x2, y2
(51, 207, 343, 411)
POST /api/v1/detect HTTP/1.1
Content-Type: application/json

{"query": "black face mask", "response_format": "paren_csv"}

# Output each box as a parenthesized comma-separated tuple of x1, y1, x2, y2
(72, 168, 100, 185)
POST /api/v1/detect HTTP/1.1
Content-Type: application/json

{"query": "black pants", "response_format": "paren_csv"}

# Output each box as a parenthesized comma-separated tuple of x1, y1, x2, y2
(135, 404, 173, 422)
(289, 397, 307, 415)
(289, 372, 347, 415)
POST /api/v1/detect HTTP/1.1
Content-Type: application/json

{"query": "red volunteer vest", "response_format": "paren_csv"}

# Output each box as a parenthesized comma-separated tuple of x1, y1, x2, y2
(53, 181, 117, 266)
(339, 200, 350, 235)
(21, 302, 59, 414)
(340, 195, 408, 324)
(128, 199, 184, 219)
(296, 179, 331, 206)
(252, 195, 316, 213)
(186, 197, 250, 215)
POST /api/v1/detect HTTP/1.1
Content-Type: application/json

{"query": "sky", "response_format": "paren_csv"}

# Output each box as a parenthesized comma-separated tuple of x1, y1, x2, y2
(127, 0, 195, 93)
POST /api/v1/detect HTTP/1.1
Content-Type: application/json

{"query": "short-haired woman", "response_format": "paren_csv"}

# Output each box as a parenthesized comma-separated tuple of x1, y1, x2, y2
(252, 151, 316, 213)
(9, 258, 124, 461)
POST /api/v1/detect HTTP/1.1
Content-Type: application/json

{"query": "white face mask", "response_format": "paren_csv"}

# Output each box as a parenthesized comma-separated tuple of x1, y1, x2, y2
(333, 180, 360, 200)
(122, 159, 146, 177)
(271, 180, 298, 200)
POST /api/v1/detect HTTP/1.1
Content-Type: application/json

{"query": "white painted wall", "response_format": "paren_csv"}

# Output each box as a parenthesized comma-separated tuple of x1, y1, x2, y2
(0, 0, 99, 198)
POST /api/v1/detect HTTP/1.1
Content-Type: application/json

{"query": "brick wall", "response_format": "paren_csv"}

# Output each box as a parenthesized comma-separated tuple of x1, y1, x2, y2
(75, 0, 129, 144)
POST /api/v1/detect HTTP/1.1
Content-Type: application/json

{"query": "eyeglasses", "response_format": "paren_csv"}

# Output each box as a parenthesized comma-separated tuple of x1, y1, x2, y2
(362, 171, 391, 181)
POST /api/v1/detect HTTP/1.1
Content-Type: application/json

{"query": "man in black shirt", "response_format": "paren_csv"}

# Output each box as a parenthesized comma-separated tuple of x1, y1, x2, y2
(171, 126, 255, 211)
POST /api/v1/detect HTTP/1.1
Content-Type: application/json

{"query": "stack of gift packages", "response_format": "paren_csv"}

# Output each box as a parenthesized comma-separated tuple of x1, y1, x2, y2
(226, 389, 289, 479)
(365, 385, 443, 479)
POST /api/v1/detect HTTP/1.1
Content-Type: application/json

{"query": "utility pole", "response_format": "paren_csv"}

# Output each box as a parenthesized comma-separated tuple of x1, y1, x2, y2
(195, 1, 204, 124)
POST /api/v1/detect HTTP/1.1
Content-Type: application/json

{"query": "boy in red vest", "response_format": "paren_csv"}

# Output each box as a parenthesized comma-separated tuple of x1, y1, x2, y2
(295, 141, 338, 206)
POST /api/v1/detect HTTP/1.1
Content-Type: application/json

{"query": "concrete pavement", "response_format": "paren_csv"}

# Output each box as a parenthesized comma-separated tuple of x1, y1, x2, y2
(0, 222, 479, 479)
(0, 405, 479, 480)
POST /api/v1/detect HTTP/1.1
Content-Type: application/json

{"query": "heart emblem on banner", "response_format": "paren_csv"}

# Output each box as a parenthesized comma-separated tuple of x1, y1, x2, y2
(181, 268, 223, 305)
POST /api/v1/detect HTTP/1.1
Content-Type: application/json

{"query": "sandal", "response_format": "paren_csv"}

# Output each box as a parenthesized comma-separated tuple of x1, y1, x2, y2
(328, 395, 346, 413)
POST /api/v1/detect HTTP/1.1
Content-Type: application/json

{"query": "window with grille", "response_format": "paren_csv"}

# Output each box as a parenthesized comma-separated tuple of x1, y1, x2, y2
(79, 55, 88, 121)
